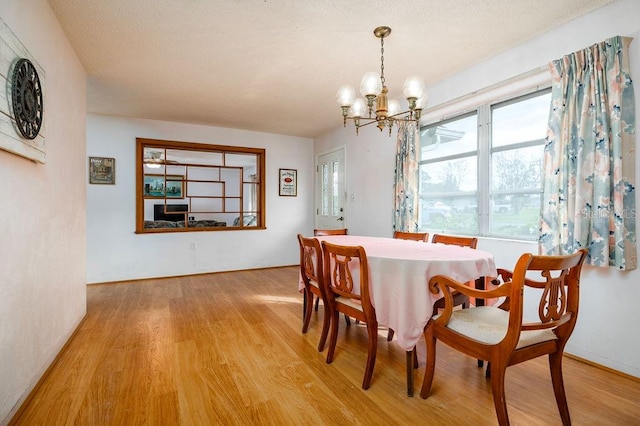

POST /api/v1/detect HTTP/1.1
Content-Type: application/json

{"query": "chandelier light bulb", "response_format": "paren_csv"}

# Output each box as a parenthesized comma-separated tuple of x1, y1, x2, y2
(350, 98, 366, 118)
(336, 84, 356, 107)
(403, 76, 425, 100)
(387, 99, 401, 117)
(415, 92, 429, 110)
(360, 71, 382, 98)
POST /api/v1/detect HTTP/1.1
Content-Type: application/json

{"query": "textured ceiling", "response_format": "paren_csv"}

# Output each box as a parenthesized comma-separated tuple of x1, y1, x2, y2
(47, 0, 615, 138)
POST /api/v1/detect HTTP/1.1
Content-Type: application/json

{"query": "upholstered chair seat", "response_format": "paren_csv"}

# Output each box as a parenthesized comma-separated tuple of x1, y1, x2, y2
(440, 306, 557, 349)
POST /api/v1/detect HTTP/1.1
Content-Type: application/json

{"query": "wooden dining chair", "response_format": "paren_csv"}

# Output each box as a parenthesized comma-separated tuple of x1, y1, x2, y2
(430, 234, 483, 372)
(321, 240, 379, 390)
(393, 231, 429, 242)
(430, 234, 478, 315)
(297, 234, 331, 352)
(314, 228, 348, 236)
(420, 249, 588, 426)
(311, 228, 348, 312)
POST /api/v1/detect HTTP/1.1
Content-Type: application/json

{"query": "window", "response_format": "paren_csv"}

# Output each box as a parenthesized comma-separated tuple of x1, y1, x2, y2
(419, 88, 551, 240)
(136, 138, 265, 233)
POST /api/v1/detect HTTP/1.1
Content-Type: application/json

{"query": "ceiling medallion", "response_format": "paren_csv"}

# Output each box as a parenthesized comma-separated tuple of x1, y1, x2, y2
(11, 58, 44, 140)
(336, 26, 428, 136)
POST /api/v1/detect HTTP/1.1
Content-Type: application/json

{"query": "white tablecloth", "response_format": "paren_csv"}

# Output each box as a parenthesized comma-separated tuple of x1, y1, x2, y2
(306, 235, 497, 351)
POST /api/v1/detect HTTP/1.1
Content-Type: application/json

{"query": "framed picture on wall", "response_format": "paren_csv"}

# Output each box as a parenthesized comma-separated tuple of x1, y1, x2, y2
(88, 157, 115, 184)
(143, 174, 184, 198)
(279, 168, 297, 196)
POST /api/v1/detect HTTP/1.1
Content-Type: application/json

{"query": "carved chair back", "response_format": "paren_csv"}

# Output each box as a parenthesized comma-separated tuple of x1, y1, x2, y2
(393, 231, 429, 242)
(431, 233, 478, 249)
(314, 228, 348, 236)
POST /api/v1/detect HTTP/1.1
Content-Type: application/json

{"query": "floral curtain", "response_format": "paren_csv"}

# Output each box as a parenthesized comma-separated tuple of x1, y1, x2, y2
(539, 36, 636, 270)
(393, 121, 420, 232)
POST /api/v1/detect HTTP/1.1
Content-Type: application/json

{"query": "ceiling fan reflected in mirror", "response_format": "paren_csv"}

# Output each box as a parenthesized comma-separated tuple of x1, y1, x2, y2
(143, 150, 178, 168)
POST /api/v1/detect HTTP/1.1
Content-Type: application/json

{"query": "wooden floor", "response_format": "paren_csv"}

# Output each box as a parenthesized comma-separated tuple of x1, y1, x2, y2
(12, 266, 640, 425)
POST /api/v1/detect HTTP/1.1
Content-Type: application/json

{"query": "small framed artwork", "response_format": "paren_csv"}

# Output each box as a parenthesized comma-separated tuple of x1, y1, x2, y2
(144, 174, 184, 198)
(279, 168, 297, 197)
(89, 157, 115, 184)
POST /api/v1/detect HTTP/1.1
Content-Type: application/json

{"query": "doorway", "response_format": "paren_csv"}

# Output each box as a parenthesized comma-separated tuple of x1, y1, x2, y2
(316, 147, 346, 230)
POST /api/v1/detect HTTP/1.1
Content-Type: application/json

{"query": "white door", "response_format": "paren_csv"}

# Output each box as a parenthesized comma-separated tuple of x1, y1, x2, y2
(316, 147, 346, 230)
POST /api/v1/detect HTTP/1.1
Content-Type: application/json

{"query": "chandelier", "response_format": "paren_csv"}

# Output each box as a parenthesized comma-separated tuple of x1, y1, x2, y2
(336, 26, 428, 135)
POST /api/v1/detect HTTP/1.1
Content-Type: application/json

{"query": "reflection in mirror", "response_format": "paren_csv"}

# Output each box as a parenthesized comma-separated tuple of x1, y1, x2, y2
(137, 138, 265, 233)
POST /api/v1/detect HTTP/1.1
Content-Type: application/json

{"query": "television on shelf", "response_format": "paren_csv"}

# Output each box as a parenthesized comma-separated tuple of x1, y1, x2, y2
(154, 204, 188, 222)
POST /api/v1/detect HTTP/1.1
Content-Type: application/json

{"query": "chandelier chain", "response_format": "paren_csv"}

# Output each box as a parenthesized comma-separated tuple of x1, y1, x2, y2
(380, 36, 385, 86)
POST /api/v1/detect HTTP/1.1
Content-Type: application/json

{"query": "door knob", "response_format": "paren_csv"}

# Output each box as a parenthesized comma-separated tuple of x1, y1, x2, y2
(337, 217, 344, 221)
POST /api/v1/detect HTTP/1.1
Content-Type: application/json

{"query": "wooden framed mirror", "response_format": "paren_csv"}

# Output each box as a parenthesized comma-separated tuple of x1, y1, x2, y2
(136, 138, 265, 233)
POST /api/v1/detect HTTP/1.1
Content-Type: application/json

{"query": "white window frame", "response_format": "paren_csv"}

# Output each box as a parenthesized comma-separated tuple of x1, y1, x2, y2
(419, 70, 551, 241)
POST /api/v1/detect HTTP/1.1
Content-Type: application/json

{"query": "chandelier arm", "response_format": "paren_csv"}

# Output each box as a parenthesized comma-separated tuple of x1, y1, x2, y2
(350, 117, 376, 124)
(344, 110, 417, 120)
(344, 111, 419, 126)
(348, 118, 379, 129)
(387, 110, 416, 120)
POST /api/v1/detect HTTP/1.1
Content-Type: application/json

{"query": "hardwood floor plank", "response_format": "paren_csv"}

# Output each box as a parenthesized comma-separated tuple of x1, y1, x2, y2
(10, 266, 640, 425)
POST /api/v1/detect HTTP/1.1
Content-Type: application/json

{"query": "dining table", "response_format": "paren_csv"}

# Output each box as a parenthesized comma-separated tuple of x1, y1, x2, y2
(304, 234, 497, 396)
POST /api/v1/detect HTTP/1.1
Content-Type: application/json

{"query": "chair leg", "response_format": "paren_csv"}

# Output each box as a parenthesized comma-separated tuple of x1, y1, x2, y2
(486, 361, 492, 377)
(472, 280, 484, 368)
(314, 295, 320, 311)
(387, 328, 395, 341)
(317, 301, 331, 352)
(302, 290, 307, 319)
(406, 348, 417, 396)
(419, 331, 437, 399)
(361, 321, 378, 390)
(302, 290, 313, 333)
(549, 352, 571, 426)
(489, 361, 510, 426)
(344, 314, 351, 326)
(326, 310, 340, 364)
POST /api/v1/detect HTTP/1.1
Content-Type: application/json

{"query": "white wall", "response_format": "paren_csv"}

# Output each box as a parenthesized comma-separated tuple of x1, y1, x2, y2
(86, 115, 314, 283)
(315, 0, 640, 378)
(0, 1, 87, 424)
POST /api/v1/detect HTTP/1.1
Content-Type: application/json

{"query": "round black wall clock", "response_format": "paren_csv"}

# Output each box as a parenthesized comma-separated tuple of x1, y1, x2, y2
(11, 58, 43, 140)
